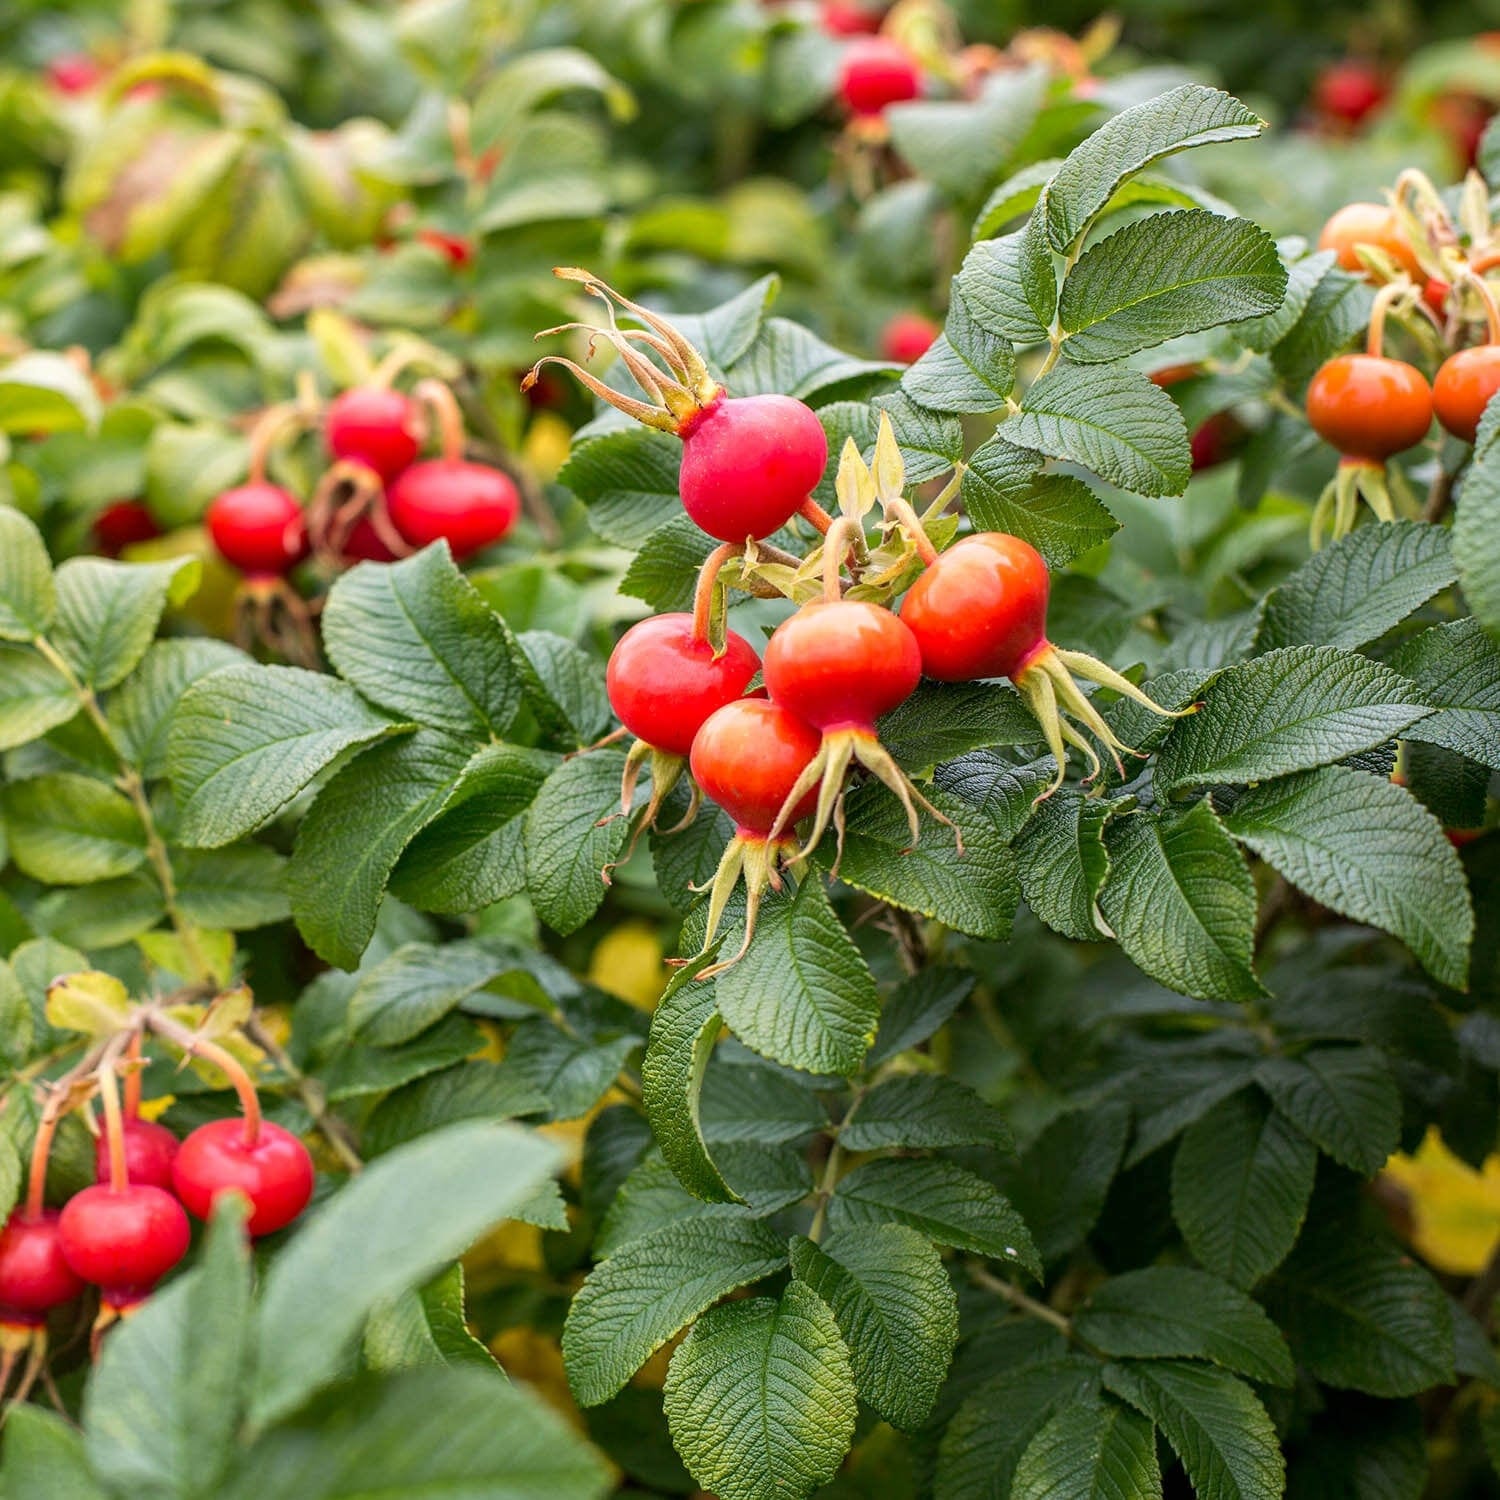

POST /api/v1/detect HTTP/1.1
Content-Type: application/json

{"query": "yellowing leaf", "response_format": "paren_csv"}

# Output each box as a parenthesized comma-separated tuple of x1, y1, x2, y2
(1382, 1126, 1500, 1275)
(45, 971, 131, 1037)
(587, 921, 668, 1011)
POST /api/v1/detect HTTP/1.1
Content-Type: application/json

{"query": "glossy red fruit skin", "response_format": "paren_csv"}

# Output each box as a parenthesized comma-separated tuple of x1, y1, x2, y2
(763, 601, 921, 732)
(386, 460, 520, 559)
(93, 500, 161, 556)
(206, 483, 307, 576)
(94, 1119, 179, 1193)
(1313, 60, 1388, 127)
(837, 37, 922, 116)
(0, 1211, 85, 1318)
(1305, 354, 1434, 460)
(821, 0, 883, 35)
(1317, 203, 1421, 280)
(1425, 277, 1452, 318)
(678, 395, 827, 542)
(58, 1185, 190, 1294)
(1190, 413, 1242, 472)
(173, 1119, 315, 1238)
(325, 389, 422, 480)
(607, 615, 760, 757)
(1433, 345, 1500, 444)
(690, 699, 822, 836)
(900, 533, 1050, 682)
(881, 313, 940, 364)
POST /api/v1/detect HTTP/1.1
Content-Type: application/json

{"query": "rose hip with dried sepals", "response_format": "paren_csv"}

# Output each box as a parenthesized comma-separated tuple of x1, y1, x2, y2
(525, 269, 830, 544)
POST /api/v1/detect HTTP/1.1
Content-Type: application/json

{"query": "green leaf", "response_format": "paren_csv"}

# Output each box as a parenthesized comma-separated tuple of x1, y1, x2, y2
(663, 1281, 857, 1500)
(1011, 1400, 1163, 1500)
(954, 223, 1055, 347)
(563, 1211, 787, 1407)
(1098, 802, 1262, 1004)
(1234, 248, 1336, 353)
(1390, 617, 1500, 772)
(642, 965, 738, 1204)
(1263, 1213, 1455, 1396)
(504, 1021, 637, 1122)
(886, 67, 1046, 200)
(937, 1358, 1102, 1500)
(1014, 789, 1112, 941)
(1171, 1090, 1316, 1288)
(828, 1157, 1040, 1277)
(727, 317, 898, 404)
(1045, 86, 1263, 251)
(902, 283, 1016, 414)
(50, 556, 199, 691)
(0, 508, 55, 640)
(224, 1367, 611, 1500)
(789, 1225, 957, 1430)
(1059, 211, 1285, 364)
(315, 1016, 481, 1104)
(111, 639, 246, 778)
(170, 662, 406, 848)
(1, 1406, 107, 1500)
(1255, 1045, 1401, 1176)
(959, 436, 1119, 568)
(1154, 646, 1431, 791)
(175, 846, 289, 930)
(878, 680, 1041, 773)
(1007, 364, 1190, 498)
(714, 878, 878, 1077)
(825, 783, 1016, 941)
(700, 1058, 829, 1145)
(523, 750, 631, 936)
(363, 1263, 498, 1374)
(560, 427, 682, 548)
(1103, 1360, 1284, 1500)
(841, 1073, 1012, 1152)
(83, 1198, 252, 1499)
(0, 642, 77, 750)
(619, 513, 717, 615)
(1453, 400, 1500, 644)
(515, 630, 612, 746)
(993, 1102, 1129, 1264)
(1270, 265, 1374, 393)
(1223, 765, 1473, 990)
(390, 744, 553, 914)
(286, 732, 476, 969)
(362, 1061, 550, 1156)
(250, 1120, 557, 1429)
(1256, 521, 1456, 653)
(321, 545, 522, 739)
(2, 772, 145, 884)
(1075, 1267, 1293, 1386)
(868, 967, 975, 1065)
(0, 351, 101, 434)
(349, 939, 517, 1046)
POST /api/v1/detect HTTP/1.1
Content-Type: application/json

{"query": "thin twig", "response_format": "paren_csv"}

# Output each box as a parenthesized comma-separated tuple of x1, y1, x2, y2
(243, 1017, 363, 1173)
(969, 1264, 1073, 1337)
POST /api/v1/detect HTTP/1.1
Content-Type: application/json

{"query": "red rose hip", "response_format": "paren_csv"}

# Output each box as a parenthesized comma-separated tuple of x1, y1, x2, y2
(207, 482, 307, 576)
(0, 1211, 84, 1318)
(386, 459, 520, 559)
(93, 1118, 179, 1193)
(173, 1118, 315, 1238)
(325, 388, 423, 480)
(58, 1184, 191, 1299)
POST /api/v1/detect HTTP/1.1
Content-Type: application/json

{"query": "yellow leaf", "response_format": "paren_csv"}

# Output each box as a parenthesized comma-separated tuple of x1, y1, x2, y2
(45, 971, 131, 1037)
(1382, 1126, 1500, 1275)
(587, 921, 668, 1011)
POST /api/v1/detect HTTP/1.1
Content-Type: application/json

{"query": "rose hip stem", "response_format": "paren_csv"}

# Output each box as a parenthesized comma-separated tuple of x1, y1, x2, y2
(691, 543, 745, 645)
(96, 1053, 130, 1194)
(146, 1011, 261, 1149)
(413, 378, 467, 462)
(123, 1031, 142, 1123)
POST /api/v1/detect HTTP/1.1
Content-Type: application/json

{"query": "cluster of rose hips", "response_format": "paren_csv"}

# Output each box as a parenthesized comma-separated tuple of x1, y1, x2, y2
(206, 376, 520, 580)
(533, 270, 1180, 971)
(1300, 180, 1500, 543)
(0, 994, 312, 1397)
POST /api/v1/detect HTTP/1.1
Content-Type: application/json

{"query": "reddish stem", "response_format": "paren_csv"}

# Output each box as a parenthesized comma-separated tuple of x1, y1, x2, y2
(1366, 282, 1405, 358)
(799, 497, 835, 535)
(1462, 268, 1500, 344)
(414, 378, 466, 462)
(885, 497, 939, 565)
(690, 543, 742, 643)
(123, 1032, 142, 1123)
(24, 1109, 58, 1221)
(147, 1012, 262, 1148)
(245, 403, 298, 487)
